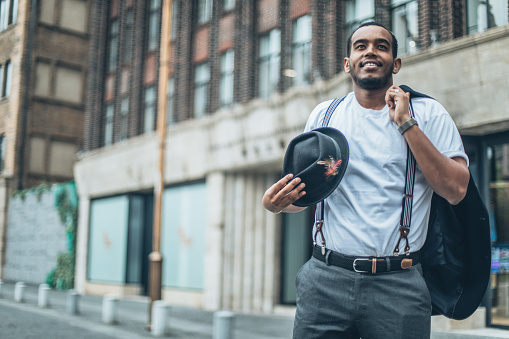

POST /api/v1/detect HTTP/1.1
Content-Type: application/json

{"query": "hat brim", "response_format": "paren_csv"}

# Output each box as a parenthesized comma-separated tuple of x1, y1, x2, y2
(282, 127, 349, 207)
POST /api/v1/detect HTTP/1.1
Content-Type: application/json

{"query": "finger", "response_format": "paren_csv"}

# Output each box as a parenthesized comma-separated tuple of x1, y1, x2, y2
(276, 177, 303, 199)
(285, 183, 307, 204)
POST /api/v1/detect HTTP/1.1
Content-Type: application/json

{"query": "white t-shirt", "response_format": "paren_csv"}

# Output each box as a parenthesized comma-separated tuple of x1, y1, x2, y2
(304, 92, 468, 256)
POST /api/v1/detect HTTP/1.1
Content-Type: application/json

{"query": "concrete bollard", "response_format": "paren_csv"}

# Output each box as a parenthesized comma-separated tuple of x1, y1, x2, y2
(0, 280, 3, 298)
(151, 300, 171, 337)
(38, 284, 51, 308)
(102, 294, 120, 324)
(213, 310, 235, 339)
(66, 289, 80, 315)
(14, 282, 26, 303)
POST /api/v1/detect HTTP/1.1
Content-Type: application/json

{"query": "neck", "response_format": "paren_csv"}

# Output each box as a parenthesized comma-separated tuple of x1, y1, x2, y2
(352, 83, 392, 110)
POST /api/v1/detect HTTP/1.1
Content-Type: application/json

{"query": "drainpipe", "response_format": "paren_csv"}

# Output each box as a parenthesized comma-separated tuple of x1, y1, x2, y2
(18, 0, 37, 190)
(148, 0, 171, 328)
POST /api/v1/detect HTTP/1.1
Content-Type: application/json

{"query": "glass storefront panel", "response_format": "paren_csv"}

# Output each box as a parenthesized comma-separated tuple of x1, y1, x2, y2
(488, 143, 509, 326)
(280, 207, 314, 304)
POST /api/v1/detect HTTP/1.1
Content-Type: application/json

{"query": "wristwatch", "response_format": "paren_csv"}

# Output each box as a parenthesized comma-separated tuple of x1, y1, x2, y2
(398, 118, 418, 135)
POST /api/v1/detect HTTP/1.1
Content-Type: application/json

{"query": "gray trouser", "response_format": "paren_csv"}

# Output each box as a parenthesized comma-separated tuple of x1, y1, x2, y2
(293, 256, 431, 339)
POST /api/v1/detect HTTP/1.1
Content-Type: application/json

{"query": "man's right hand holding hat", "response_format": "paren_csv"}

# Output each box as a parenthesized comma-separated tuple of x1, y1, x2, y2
(262, 174, 307, 214)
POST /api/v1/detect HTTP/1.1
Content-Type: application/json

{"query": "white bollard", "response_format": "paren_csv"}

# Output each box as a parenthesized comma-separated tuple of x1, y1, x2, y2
(213, 310, 235, 339)
(38, 284, 51, 308)
(102, 294, 120, 324)
(0, 280, 3, 298)
(151, 300, 171, 337)
(14, 282, 26, 303)
(66, 289, 80, 315)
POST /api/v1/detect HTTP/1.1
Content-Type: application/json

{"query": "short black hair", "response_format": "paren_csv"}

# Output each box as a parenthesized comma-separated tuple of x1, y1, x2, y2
(346, 22, 398, 59)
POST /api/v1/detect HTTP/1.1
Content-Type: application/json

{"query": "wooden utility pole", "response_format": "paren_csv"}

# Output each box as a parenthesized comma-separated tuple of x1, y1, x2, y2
(147, 0, 172, 329)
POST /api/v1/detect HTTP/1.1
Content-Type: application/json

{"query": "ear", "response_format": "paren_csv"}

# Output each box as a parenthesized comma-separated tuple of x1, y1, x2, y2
(344, 57, 351, 74)
(392, 57, 402, 74)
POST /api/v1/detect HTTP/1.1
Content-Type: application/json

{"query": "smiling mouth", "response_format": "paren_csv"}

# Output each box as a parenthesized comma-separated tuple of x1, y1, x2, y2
(361, 61, 382, 68)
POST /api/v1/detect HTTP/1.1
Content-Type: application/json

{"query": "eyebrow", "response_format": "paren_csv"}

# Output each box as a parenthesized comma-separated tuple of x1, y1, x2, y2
(353, 38, 391, 46)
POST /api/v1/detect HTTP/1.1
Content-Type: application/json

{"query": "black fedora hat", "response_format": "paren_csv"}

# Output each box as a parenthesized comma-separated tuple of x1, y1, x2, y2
(282, 127, 349, 207)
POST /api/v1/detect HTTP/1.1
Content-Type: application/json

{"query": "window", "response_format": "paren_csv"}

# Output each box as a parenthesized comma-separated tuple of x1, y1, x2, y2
(2, 60, 12, 98)
(39, 0, 56, 24)
(198, 0, 213, 24)
(60, 0, 88, 33)
(123, 8, 134, 64)
(104, 104, 114, 146)
(120, 97, 129, 140)
(34, 61, 51, 97)
(161, 182, 207, 289)
(259, 29, 281, 99)
(166, 77, 175, 125)
(345, 0, 375, 36)
(54, 65, 82, 103)
(144, 86, 157, 133)
(391, 0, 419, 55)
(220, 50, 234, 108)
(148, 0, 161, 51)
(0, 65, 3, 98)
(467, 0, 507, 34)
(48, 140, 77, 177)
(194, 62, 210, 118)
(0, 135, 5, 172)
(170, 0, 178, 40)
(292, 15, 312, 86)
(223, 0, 235, 12)
(108, 20, 119, 72)
(0, 0, 18, 31)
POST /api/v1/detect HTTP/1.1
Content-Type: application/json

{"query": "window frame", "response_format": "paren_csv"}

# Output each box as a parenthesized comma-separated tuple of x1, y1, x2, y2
(220, 50, 234, 108)
(258, 29, 281, 99)
(194, 62, 210, 119)
(119, 96, 129, 141)
(291, 15, 312, 86)
(147, 0, 161, 51)
(390, 0, 419, 55)
(0, 134, 5, 172)
(198, 0, 213, 24)
(144, 85, 157, 133)
(104, 103, 114, 146)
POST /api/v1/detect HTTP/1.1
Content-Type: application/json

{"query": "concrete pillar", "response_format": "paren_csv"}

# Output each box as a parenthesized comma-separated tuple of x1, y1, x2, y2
(213, 310, 235, 339)
(151, 300, 171, 337)
(38, 284, 51, 308)
(14, 282, 25, 303)
(102, 294, 119, 324)
(66, 289, 80, 315)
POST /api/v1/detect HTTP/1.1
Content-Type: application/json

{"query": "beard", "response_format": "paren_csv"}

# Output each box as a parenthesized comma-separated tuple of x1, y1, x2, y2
(350, 62, 394, 90)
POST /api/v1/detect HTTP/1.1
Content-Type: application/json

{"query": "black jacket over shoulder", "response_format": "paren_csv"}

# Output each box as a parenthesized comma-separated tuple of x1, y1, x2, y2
(400, 85, 491, 320)
(422, 173, 491, 320)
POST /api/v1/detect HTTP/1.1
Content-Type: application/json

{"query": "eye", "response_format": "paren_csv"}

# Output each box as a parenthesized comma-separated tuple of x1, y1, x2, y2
(355, 44, 365, 50)
(378, 45, 389, 50)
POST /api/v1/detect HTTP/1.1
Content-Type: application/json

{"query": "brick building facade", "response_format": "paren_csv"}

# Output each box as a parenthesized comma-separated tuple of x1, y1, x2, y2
(0, 0, 89, 278)
(76, 0, 509, 327)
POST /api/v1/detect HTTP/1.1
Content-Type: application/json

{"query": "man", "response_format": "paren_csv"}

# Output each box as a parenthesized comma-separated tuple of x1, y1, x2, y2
(262, 22, 470, 338)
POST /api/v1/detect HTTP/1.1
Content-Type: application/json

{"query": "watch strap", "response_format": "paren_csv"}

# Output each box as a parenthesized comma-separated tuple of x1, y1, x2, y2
(398, 118, 418, 135)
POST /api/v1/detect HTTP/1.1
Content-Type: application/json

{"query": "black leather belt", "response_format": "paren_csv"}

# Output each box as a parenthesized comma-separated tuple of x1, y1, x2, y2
(312, 246, 420, 274)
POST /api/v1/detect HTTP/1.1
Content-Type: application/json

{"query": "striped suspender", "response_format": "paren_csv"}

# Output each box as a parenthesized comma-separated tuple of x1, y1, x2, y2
(393, 100, 417, 256)
(314, 97, 345, 254)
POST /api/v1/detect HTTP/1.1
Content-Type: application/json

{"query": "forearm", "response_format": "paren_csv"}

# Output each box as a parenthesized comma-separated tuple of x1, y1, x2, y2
(403, 124, 469, 205)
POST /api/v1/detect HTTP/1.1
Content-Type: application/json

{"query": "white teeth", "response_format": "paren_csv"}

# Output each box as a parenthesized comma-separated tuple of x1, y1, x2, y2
(365, 63, 377, 67)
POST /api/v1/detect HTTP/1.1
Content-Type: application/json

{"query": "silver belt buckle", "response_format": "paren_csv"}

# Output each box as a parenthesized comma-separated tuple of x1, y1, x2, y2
(353, 258, 370, 273)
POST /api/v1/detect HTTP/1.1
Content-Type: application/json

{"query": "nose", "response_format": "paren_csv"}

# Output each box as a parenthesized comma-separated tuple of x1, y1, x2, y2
(364, 43, 377, 56)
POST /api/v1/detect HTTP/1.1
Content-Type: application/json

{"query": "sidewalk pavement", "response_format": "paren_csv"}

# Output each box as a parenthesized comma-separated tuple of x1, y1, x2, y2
(0, 281, 294, 338)
(2, 281, 509, 338)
